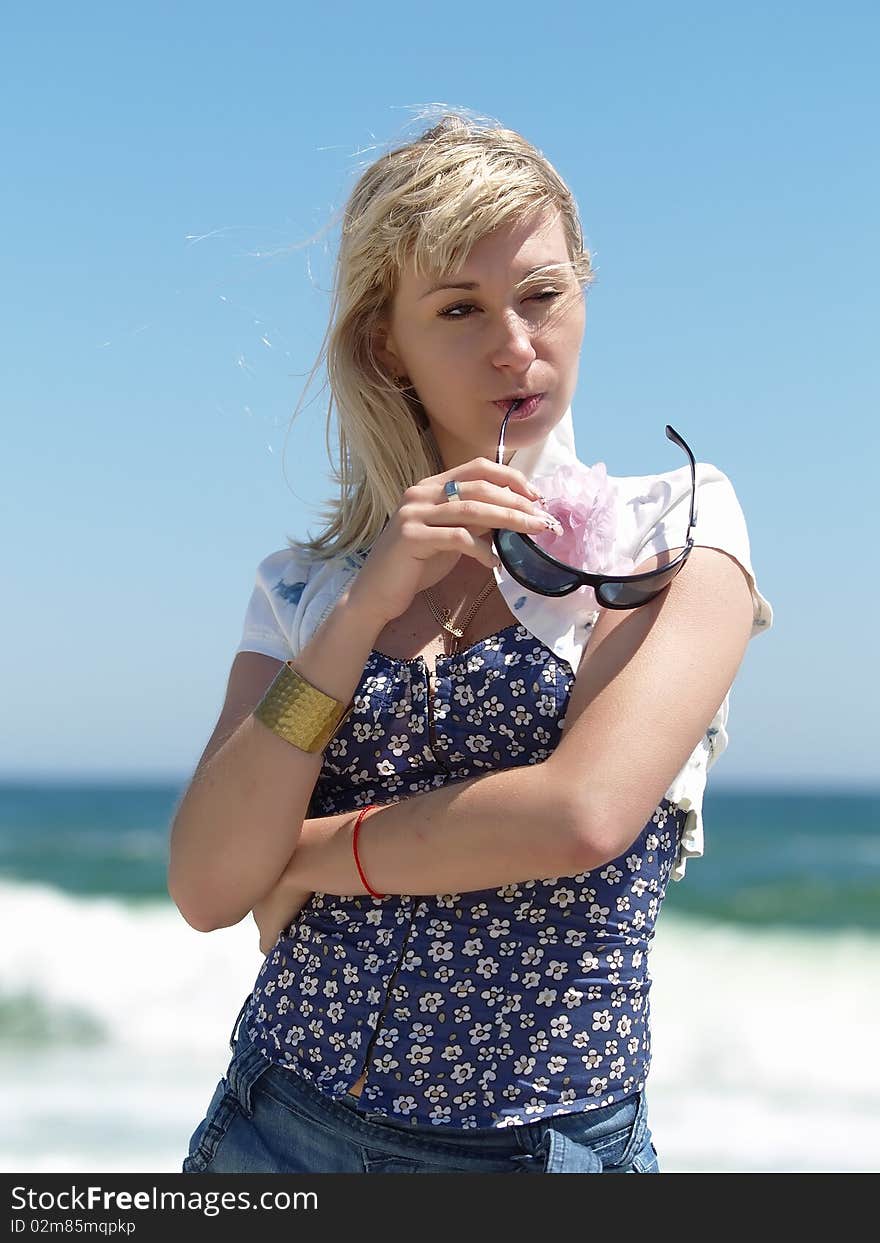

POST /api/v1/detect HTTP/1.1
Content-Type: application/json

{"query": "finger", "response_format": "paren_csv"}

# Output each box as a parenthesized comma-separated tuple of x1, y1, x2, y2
(439, 457, 542, 501)
(442, 478, 547, 518)
(421, 497, 555, 537)
(403, 523, 504, 570)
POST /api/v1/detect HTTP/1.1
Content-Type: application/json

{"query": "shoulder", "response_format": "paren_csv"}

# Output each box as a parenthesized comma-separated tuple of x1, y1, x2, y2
(610, 461, 739, 543)
(609, 462, 773, 639)
(251, 547, 316, 601)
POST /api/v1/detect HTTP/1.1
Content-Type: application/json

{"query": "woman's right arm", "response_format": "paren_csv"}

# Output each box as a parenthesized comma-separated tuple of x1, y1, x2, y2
(168, 455, 547, 933)
(167, 586, 387, 933)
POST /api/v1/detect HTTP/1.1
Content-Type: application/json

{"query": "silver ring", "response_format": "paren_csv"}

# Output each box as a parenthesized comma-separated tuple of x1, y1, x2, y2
(443, 480, 462, 503)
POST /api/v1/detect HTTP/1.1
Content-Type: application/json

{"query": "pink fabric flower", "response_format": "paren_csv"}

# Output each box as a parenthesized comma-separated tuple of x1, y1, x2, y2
(527, 461, 636, 605)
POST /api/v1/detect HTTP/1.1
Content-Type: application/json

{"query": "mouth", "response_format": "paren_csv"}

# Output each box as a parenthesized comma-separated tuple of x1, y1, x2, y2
(493, 393, 545, 419)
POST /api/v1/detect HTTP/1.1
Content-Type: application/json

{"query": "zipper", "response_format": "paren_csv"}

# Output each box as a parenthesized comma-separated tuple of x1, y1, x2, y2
(424, 662, 450, 773)
(355, 906, 418, 1089)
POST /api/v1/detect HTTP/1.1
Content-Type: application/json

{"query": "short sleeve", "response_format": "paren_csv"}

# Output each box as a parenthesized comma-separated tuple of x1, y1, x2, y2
(631, 462, 773, 640)
(234, 548, 308, 662)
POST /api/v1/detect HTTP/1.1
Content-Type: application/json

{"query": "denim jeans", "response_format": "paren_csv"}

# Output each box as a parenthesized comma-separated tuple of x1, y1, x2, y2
(181, 994, 660, 1175)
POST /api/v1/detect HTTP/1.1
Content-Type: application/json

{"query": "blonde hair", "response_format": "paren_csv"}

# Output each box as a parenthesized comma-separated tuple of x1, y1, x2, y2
(285, 110, 595, 564)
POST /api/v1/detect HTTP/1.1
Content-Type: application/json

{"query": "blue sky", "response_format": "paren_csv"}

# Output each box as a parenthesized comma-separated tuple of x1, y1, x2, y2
(3, 2, 877, 786)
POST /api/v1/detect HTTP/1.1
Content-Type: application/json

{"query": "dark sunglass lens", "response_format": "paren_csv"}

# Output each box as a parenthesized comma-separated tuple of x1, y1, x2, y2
(496, 530, 581, 594)
(598, 566, 679, 609)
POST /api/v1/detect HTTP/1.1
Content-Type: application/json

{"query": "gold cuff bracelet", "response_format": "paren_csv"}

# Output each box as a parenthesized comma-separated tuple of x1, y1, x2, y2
(253, 661, 355, 755)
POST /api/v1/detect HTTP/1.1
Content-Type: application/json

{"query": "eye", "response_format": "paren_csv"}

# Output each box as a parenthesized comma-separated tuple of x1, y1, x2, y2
(437, 290, 563, 320)
(437, 302, 477, 320)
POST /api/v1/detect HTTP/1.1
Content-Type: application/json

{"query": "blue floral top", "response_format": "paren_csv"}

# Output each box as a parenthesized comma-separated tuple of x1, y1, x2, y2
(242, 622, 685, 1129)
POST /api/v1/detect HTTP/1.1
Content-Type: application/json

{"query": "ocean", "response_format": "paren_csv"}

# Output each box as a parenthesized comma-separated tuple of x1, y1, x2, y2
(0, 780, 877, 1174)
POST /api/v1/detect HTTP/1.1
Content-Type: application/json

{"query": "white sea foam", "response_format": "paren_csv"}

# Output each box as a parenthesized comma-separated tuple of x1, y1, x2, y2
(0, 880, 877, 1173)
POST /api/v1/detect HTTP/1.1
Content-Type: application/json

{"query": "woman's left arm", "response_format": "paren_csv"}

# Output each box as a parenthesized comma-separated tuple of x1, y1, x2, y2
(263, 546, 754, 910)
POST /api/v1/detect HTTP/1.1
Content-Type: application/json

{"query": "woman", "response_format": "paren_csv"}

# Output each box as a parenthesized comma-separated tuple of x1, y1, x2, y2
(169, 112, 772, 1174)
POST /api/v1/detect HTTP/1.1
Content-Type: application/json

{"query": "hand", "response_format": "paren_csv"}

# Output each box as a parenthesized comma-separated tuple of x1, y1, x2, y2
(348, 456, 550, 626)
(252, 881, 313, 956)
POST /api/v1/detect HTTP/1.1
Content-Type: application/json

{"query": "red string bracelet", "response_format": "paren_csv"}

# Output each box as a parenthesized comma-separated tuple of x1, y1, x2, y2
(351, 804, 386, 899)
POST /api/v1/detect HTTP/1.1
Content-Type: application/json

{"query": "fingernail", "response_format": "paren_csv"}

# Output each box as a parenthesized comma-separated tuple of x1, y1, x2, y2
(531, 497, 549, 510)
(534, 509, 564, 535)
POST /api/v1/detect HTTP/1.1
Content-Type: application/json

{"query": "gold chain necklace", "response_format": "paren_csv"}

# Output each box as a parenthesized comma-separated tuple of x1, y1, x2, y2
(421, 576, 497, 656)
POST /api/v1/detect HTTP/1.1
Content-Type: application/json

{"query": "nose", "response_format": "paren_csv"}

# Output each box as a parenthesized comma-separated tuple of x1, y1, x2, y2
(488, 309, 538, 371)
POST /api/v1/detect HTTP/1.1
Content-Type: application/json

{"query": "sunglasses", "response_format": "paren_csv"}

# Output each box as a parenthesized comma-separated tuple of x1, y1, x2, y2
(492, 405, 698, 609)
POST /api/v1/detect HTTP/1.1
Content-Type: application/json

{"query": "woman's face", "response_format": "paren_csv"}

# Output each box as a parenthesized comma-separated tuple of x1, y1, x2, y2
(377, 209, 586, 471)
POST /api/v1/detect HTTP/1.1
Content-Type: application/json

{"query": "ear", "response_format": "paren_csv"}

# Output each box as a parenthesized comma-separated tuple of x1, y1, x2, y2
(372, 318, 403, 378)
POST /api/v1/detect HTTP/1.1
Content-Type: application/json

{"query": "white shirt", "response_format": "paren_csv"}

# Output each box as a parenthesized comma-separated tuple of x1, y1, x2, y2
(235, 407, 773, 880)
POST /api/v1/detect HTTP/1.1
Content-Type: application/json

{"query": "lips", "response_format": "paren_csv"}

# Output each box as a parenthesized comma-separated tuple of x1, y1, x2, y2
(493, 393, 544, 407)
(493, 393, 545, 421)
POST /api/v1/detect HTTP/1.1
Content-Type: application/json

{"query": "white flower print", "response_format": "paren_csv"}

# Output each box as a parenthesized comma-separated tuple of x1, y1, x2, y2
(427, 940, 454, 962)
(245, 654, 681, 1126)
(535, 693, 556, 718)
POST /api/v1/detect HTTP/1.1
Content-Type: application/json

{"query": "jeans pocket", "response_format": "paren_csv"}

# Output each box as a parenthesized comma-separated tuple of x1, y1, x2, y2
(596, 1090, 657, 1173)
(181, 1078, 241, 1174)
(629, 1135, 660, 1173)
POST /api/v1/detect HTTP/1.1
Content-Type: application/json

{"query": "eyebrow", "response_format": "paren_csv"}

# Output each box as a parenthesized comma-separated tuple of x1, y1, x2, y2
(418, 262, 568, 300)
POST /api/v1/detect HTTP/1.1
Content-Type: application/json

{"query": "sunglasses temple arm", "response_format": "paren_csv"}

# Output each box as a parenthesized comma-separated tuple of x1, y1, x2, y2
(666, 424, 699, 535)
